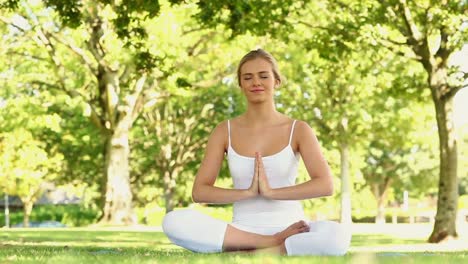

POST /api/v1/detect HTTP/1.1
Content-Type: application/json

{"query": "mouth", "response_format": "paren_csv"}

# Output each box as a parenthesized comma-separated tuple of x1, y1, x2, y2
(250, 89, 265, 93)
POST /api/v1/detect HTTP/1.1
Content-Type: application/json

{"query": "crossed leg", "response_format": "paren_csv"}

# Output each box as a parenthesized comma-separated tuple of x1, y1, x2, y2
(162, 209, 349, 255)
(222, 220, 310, 253)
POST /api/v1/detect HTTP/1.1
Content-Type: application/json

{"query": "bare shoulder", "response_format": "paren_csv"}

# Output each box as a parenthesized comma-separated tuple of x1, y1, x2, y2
(292, 120, 319, 149)
(208, 120, 229, 151)
(213, 120, 228, 133)
(294, 120, 315, 136)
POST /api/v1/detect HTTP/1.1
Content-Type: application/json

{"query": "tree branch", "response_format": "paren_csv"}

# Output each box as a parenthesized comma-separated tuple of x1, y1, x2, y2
(85, 14, 107, 67)
(398, 0, 422, 43)
(462, 71, 468, 80)
(33, 27, 107, 133)
(128, 74, 147, 124)
(434, 26, 451, 65)
(49, 34, 97, 73)
(186, 32, 215, 56)
(442, 84, 467, 101)
(294, 20, 332, 31)
(377, 37, 422, 61)
(181, 25, 210, 36)
(6, 51, 48, 61)
(397, 0, 435, 71)
(32, 25, 69, 91)
(0, 15, 27, 32)
(31, 80, 107, 132)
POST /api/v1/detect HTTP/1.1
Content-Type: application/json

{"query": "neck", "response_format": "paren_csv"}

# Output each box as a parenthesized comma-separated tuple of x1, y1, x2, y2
(243, 100, 280, 125)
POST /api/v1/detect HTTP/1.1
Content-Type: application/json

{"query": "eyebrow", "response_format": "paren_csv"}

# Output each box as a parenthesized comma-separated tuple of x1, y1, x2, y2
(242, 71, 270, 76)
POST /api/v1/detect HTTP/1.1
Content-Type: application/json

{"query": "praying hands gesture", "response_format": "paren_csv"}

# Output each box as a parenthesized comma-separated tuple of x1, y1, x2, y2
(248, 152, 273, 199)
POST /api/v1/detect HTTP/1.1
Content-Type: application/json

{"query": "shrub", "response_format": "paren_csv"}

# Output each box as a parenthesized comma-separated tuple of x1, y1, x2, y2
(0, 204, 100, 227)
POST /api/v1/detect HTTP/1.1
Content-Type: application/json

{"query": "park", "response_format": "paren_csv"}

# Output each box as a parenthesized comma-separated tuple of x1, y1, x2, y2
(1, 0, 467, 263)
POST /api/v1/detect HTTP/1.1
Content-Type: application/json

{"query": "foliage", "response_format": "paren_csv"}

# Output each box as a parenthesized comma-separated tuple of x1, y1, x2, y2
(362, 96, 438, 197)
(0, 129, 62, 198)
(194, 0, 303, 37)
(1, 0, 466, 226)
(458, 124, 468, 195)
(0, 87, 65, 225)
(459, 195, 468, 209)
(0, 204, 100, 227)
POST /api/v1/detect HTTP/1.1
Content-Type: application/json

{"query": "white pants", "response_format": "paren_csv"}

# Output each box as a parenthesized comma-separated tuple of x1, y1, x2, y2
(162, 209, 351, 256)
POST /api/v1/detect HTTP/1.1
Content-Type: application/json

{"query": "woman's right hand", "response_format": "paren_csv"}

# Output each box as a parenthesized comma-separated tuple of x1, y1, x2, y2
(247, 152, 260, 197)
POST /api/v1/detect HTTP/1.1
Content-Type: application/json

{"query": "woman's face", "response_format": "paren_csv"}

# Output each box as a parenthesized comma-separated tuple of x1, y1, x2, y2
(239, 58, 279, 104)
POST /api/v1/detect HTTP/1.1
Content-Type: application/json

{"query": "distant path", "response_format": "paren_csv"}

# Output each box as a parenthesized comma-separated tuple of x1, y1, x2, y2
(350, 223, 468, 252)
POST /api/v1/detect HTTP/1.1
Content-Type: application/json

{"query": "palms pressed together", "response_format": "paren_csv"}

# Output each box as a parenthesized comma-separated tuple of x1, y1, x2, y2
(248, 152, 310, 240)
(248, 152, 273, 198)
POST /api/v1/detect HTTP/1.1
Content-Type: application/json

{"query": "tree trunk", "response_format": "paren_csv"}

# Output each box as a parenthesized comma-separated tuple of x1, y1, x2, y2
(164, 171, 176, 213)
(339, 141, 352, 224)
(428, 70, 459, 242)
(98, 138, 109, 212)
(4, 193, 10, 228)
(101, 124, 136, 225)
(373, 184, 387, 224)
(376, 199, 386, 224)
(23, 201, 33, 227)
(371, 178, 392, 224)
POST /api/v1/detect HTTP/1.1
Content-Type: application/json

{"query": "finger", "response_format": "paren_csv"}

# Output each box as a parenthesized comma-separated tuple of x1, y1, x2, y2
(254, 152, 258, 170)
(258, 153, 265, 168)
(256, 152, 260, 175)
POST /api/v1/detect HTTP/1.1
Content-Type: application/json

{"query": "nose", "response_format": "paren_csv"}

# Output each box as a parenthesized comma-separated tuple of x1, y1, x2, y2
(253, 76, 261, 86)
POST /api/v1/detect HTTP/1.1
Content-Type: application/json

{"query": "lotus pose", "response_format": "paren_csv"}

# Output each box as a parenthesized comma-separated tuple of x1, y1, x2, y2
(162, 49, 351, 255)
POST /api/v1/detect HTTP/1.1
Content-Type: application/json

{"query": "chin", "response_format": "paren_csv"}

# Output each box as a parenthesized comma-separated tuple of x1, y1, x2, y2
(248, 98, 266, 104)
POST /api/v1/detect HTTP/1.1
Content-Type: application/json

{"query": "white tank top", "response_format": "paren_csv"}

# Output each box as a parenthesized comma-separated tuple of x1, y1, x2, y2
(227, 120, 306, 228)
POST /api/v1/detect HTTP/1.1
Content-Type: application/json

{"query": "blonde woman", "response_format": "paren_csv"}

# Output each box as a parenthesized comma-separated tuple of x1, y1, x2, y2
(162, 49, 351, 255)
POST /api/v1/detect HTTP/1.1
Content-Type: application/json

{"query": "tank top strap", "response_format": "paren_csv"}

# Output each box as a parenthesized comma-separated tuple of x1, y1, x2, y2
(288, 120, 297, 146)
(227, 120, 232, 147)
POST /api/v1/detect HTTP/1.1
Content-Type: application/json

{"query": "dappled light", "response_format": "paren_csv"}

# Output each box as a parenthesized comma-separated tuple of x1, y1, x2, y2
(0, 0, 467, 262)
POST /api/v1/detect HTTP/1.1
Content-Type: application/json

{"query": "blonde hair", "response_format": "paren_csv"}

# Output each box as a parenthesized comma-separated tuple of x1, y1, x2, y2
(236, 49, 283, 86)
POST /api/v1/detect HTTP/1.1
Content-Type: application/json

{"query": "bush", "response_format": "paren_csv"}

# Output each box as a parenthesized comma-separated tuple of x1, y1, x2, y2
(0, 204, 100, 227)
(351, 207, 437, 223)
(135, 203, 233, 226)
(459, 194, 468, 209)
(135, 203, 166, 226)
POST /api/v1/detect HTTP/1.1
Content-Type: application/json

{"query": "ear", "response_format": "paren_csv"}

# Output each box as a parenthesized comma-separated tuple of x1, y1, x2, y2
(275, 79, 281, 88)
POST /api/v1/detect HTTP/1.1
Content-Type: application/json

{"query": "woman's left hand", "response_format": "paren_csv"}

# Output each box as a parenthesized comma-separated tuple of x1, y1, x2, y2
(256, 152, 273, 199)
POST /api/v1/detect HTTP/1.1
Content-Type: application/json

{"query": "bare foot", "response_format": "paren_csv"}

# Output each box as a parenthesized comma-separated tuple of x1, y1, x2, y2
(273, 220, 309, 244)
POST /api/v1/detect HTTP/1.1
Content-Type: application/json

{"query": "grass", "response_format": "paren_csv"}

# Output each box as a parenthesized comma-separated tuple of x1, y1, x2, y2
(1, 224, 468, 263)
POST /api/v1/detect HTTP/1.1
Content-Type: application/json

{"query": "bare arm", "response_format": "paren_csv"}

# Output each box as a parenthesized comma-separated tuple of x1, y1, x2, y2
(259, 121, 334, 200)
(192, 121, 258, 204)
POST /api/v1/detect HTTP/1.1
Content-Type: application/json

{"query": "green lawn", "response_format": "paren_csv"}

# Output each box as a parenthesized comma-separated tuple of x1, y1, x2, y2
(1, 225, 467, 264)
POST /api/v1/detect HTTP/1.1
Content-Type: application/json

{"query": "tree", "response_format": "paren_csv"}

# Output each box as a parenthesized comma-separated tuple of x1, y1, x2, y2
(362, 103, 438, 223)
(0, 0, 187, 224)
(357, 0, 467, 242)
(231, 0, 468, 242)
(0, 89, 64, 226)
(0, 130, 63, 226)
(3, 0, 282, 224)
(272, 42, 386, 224)
(129, 23, 252, 211)
(143, 93, 215, 212)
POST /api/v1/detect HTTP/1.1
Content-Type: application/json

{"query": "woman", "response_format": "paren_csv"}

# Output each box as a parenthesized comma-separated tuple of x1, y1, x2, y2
(162, 49, 351, 255)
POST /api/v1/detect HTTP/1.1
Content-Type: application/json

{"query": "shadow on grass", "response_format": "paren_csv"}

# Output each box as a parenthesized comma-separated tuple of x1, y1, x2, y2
(1, 230, 166, 243)
(1, 229, 468, 264)
(352, 234, 423, 246)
